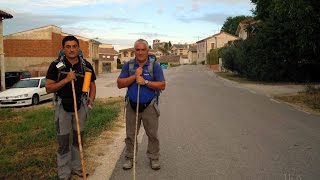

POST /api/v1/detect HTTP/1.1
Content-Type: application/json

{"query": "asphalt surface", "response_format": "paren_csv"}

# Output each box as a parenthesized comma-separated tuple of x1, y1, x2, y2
(107, 65, 320, 180)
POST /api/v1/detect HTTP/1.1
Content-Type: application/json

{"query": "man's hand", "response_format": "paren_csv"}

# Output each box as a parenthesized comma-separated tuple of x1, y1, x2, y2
(87, 97, 94, 109)
(65, 70, 76, 83)
(135, 67, 143, 77)
(136, 76, 145, 85)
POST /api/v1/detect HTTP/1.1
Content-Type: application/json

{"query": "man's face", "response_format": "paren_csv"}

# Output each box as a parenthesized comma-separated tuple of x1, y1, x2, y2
(63, 40, 79, 59)
(135, 43, 149, 62)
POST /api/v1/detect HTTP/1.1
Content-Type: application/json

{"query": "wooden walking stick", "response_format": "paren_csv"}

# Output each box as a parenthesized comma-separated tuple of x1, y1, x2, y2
(71, 69, 87, 180)
(133, 84, 140, 180)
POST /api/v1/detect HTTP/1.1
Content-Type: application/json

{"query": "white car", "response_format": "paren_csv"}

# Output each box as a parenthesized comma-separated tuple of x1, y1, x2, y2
(0, 77, 53, 107)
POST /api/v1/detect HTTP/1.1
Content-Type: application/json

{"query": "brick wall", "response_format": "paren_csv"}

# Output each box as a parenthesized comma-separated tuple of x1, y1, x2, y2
(4, 39, 54, 57)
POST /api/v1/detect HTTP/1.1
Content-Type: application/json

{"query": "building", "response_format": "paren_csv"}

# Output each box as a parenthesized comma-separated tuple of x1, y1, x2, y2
(158, 55, 181, 66)
(118, 47, 163, 63)
(188, 45, 197, 64)
(235, 18, 258, 40)
(171, 44, 189, 56)
(99, 45, 118, 73)
(118, 47, 135, 63)
(196, 31, 239, 64)
(152, 39, 167, 50)
(3, 25, 100, 76)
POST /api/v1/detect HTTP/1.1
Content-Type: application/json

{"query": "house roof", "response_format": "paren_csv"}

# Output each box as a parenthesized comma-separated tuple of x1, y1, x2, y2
(119, 47, 135, 52)
(0, 10, 13, 19)
(5, 25, 61, 37)
(158, 55, 180, 63)
(99, 48, 118, 55)
(188, 45, 197, 52)
(235, 18, 258, 35)
(171, 44, 188, 49)
(196, 31, 238, 43)
(4, 24, 102, 44)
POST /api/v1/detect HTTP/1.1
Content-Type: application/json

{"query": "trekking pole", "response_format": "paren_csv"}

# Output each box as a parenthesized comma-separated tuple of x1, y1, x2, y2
(71, 69, 87, 180)
(133, 84, 140, 180)
(123, 99, 127, 122)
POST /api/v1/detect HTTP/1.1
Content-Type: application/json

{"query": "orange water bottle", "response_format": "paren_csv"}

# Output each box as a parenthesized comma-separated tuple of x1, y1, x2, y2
(82, 71, 92, 92)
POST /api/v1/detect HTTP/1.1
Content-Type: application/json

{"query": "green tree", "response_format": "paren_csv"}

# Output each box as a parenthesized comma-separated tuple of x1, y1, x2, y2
(158, 47, 169, 55)
(221, 15, 251, 35)
(220, 0, 320, 81)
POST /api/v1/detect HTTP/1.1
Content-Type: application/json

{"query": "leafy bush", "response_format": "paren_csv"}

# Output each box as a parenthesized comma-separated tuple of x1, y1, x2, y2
(117, 64, 123, 69)
(207, 48, 220, 65)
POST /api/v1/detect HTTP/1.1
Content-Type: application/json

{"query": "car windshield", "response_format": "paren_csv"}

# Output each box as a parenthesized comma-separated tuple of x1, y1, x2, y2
(13, 79, 40, 88)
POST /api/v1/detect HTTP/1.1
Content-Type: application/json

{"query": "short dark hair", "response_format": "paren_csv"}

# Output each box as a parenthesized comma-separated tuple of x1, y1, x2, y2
(62, 35, 79, 47)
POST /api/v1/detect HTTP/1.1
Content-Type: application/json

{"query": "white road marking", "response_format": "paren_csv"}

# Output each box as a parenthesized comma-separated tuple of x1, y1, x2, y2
(270, 99, 281, 104)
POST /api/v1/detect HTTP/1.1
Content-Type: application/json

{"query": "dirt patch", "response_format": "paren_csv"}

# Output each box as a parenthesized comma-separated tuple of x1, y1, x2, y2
(275, 93, 320, 115)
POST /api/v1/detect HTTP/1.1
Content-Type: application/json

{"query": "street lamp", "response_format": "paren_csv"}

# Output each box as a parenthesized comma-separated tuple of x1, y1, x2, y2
(0, 10, 13, 91)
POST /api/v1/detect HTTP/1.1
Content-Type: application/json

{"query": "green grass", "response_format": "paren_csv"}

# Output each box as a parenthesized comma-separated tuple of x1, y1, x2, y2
(0, 98, 122, 179)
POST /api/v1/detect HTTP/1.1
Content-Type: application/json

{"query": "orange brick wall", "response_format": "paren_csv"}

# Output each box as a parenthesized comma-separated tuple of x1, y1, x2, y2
(4, 32, 90, 59)
(4, 39, 55, 57)
(52, 32, 63, 57)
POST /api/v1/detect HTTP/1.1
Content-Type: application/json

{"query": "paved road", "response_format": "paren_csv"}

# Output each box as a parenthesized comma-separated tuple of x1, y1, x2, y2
(108, 65, 320, 180)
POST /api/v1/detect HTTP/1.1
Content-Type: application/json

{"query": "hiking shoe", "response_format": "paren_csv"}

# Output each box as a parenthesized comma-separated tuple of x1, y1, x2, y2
(72, 169, 89, 178)
(59, 175, 71, 180)
(150, 159, 161, 170)
(123, 158, 133, 170)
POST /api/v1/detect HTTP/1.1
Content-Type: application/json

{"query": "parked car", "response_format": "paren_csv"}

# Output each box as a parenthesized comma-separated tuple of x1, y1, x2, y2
(5, 71, 32, 88)
(0, 77, 53, 107)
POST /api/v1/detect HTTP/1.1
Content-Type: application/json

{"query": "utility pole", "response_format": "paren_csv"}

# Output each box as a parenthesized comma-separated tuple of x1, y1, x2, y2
(0, 10, 13, 91)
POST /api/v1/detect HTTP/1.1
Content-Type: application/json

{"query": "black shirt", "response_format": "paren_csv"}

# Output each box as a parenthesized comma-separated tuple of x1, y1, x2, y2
(46, 56, 96, 99)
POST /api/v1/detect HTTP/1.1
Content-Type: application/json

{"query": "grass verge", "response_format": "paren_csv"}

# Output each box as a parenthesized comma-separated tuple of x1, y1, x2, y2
(0, 97, 123, 179)
(215, 72, 258, 84)
(275, 85, 320, 113)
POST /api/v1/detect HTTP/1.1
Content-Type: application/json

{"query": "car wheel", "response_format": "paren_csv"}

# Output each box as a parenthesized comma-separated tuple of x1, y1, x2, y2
(32, 94, 39, 105)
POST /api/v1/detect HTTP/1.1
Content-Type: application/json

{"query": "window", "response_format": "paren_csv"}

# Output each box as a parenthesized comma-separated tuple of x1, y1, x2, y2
(124, 52, 128, 57)
(107, 56, 110, 58)
(211, 43, 215, 49)
(131, 52, 135, 57)
(40, 79, 46, 88)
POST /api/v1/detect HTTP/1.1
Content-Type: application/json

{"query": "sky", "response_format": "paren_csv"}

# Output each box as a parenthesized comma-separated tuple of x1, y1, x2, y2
(0, 0, 254, 51)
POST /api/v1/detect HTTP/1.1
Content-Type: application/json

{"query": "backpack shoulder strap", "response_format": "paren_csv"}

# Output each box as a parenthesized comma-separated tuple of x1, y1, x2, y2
(128, 59, 135, 75)
(148, 56, 156, 79)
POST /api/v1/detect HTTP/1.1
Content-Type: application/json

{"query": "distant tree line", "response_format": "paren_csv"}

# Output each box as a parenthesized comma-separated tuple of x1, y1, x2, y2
(218, 0, 320, 82)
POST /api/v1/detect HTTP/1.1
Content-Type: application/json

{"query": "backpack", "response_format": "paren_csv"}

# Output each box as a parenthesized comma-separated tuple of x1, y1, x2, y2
(55, 49, 91, 81)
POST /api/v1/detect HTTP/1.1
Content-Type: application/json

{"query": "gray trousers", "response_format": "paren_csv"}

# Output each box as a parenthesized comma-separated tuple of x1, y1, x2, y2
(125, 100, 160, 160)
(54, 97, 89, 179)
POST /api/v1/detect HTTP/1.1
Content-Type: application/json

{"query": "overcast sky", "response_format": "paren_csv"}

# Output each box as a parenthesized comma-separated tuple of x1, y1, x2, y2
(0, 0, 254, 50)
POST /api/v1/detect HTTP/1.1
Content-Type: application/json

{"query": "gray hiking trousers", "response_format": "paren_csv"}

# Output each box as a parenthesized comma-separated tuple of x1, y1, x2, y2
(125, 98, 161, 160)
(54, 96, 90, 179)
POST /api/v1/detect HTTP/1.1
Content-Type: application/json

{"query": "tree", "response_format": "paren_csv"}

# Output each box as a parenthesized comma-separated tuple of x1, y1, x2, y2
(158, 47, 169, 55)
(164, 42, 169, 50)
(220, 0, 320, 81)
(168, 41, 172, 48)
(221, 15, 251, 35)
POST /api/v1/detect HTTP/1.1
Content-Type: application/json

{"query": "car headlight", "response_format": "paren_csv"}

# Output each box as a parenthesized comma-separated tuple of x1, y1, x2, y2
(15, 94, 29, 98)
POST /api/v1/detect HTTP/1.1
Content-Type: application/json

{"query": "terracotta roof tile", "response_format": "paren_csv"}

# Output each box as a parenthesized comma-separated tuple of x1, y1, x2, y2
(99, 48, 118, 54)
